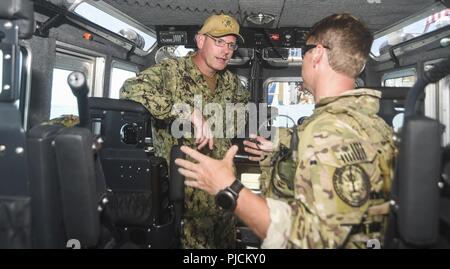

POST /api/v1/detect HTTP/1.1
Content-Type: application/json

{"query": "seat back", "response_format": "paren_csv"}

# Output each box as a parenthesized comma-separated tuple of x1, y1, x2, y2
(27, 124, 106, 248)
(385, 58, 450, 248)
(27, 125, 66, 248)
(385, 116, 441, 248)
(54, 127, 102, 248)
(89, 97, 176, 248)
(0, 0, 34, 249)
(0, 104, 30, 249)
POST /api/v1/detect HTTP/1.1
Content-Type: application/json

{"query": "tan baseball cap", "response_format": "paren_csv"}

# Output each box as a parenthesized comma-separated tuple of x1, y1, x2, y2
(198, 14, 244, 43)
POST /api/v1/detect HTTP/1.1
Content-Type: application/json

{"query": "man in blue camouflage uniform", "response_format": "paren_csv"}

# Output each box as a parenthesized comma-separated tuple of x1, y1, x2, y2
(175, 13, 396, 248)
(120, 14, 249, 248)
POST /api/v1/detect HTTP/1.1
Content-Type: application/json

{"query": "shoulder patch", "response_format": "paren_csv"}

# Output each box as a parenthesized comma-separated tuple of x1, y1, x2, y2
(315, 140, 377, 168)
(333, 164, 370, 207)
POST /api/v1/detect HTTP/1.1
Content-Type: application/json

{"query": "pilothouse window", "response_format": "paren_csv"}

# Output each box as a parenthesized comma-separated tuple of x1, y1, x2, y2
(72, 1, 156, 53)
(50, 68, 80, 118)
(371, 4, 449, 57)
(266, 79, 314, 127)
(109, 61, 138, 99)
(0, 49, 3, 93)
(50, 50, 101, 119)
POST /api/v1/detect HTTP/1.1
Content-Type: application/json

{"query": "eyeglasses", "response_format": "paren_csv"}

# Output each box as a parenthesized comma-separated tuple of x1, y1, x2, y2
(205, 34, 238, 51)
(302, 44, 331, 57)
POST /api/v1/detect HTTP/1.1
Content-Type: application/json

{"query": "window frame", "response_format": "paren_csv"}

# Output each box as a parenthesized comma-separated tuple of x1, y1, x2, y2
(109, 59, 138, 99)
(381, 68, 418, 133)
(370, 2, 448, 60)
(382, 68, 417, 87)
(263, 77, 303, 104)
(19, 44, 32, 130)
(263, 77, 315, 128)
(424, 58, 450, 146)
(69, 0, 157, 55)
(50, 43, 105, 119)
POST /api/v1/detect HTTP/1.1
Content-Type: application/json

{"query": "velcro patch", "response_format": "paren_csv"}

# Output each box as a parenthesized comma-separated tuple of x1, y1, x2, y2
(316, 140, 376, 168)
(333, 164, 370, 207)
(338, 142, 369, 164)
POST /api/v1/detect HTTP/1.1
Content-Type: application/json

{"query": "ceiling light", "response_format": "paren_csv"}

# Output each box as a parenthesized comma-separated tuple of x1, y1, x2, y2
(246, 13, 275, 25)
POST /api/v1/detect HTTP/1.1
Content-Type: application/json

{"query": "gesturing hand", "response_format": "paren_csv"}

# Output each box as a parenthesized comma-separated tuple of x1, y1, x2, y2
(243, 134, 274, 161)
(175, 145, 238, 195)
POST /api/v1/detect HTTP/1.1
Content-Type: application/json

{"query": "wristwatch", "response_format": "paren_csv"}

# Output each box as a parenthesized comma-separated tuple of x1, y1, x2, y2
(215, 179, 244, 212)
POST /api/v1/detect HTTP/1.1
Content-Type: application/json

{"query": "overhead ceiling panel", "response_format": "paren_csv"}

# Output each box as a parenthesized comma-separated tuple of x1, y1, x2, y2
(279, 0, 436, 31)
(105, 0, 240, 26)
(102, 0, 438, 32)
(237, 0, 285, 27)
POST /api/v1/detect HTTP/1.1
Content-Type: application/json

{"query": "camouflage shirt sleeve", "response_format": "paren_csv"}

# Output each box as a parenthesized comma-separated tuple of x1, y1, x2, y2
(119, 64, 176, 120)
(264, 113, 377, 248)
(261, 198, 292, 248)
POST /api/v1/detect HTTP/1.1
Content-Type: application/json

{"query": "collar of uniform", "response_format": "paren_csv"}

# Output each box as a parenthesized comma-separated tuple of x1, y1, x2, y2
(185, 52, 205, 84)
(186, 52, 226, 94)
(315, 88, 382, 108)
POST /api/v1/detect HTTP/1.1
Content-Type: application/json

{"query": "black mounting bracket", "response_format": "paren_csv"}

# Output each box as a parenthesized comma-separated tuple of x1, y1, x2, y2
(35, 13, 65, 37)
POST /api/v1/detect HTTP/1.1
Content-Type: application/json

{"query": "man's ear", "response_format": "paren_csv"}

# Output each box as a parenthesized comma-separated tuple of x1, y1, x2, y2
(195, 34, 205, 50)
(312, 45, 327, 66)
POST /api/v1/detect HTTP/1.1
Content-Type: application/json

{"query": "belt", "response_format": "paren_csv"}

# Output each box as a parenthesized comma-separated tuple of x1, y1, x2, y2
(350, 222, 382, 235)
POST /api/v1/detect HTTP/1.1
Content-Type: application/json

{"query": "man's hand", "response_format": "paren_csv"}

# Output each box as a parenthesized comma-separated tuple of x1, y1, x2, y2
(176, 145, 272, 240)
(175, 145, 238, 195)
(191, 109, 214, 150)
(243, 134, 274, 161)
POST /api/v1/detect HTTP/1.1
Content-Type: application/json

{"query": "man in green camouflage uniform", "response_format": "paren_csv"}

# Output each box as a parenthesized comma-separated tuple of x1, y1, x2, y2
(175, 14, 396, 248)
(120, 14, 249, 248)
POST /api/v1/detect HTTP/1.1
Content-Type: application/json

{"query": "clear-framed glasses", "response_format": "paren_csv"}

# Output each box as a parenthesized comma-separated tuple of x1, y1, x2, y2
(205, 34, 238, 51)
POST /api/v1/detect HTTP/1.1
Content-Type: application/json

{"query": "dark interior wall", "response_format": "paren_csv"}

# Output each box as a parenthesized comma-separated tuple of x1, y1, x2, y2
(228, 65, 251, 80)
(48, 23, 148, 67)
(262, 65, 301, 79)
(27, 35, 55, 128)
(364, 58, 381, 87)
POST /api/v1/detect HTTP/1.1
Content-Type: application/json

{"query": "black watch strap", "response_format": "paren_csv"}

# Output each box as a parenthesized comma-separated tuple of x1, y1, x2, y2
(229, 179, 244, 196)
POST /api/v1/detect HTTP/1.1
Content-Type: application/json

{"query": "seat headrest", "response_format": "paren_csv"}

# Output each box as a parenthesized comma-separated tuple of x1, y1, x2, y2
(89, 97, 150, 115)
